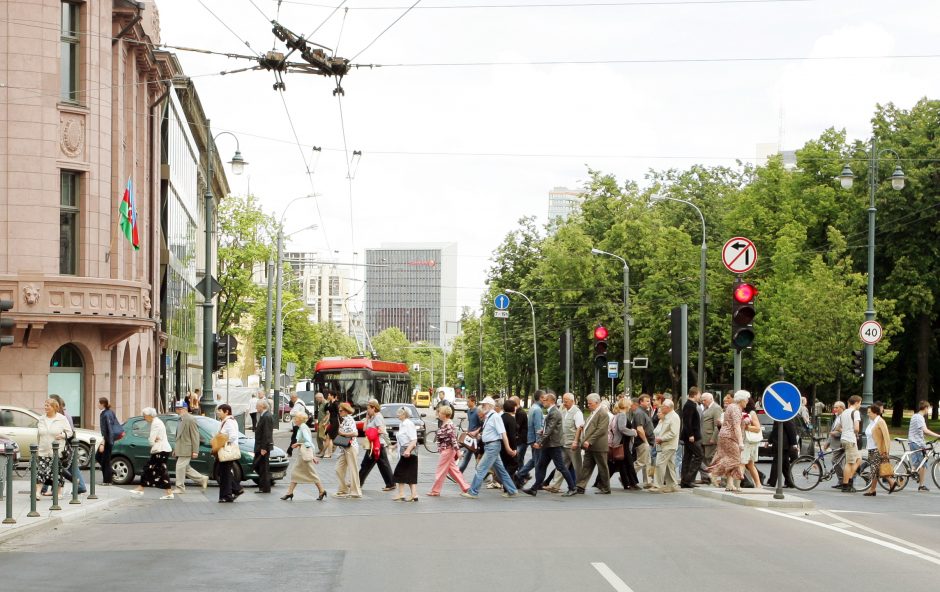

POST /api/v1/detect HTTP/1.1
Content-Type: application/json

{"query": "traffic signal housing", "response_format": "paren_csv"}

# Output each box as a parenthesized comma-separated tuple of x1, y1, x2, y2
(0, 299, 13, 349)
(593, 326, 609, 369)
(731, 278, 756, 350)
(851, 350, 864, 378)
(212, 335, 227, 372)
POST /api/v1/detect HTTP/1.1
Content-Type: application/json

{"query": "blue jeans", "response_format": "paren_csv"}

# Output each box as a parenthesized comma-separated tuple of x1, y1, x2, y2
(469, 441, 518, 496)
(458, 447, 476, 473)
(516, 445, 540, 480)
(532, 446, 574, 492)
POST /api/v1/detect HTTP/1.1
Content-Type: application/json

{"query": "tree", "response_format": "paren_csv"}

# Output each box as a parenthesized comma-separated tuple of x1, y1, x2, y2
(372, 327, 411, 363)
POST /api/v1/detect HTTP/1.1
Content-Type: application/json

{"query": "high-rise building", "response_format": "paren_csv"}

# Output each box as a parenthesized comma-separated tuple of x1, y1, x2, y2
(547, 186, 583, 224)
(253, 253, 354, 333)
(364, 243, 457, 346)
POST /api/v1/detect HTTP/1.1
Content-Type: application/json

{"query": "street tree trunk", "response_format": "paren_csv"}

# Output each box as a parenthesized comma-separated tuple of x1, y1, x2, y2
(916, 313, 930, 407)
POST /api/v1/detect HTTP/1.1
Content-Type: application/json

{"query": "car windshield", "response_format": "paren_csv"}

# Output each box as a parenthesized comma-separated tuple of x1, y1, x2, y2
(381, 405, 416, 420)
(195, 416, 249, 440)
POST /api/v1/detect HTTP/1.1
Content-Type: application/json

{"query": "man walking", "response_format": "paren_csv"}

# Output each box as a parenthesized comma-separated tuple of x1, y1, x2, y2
(458, 395, 482, 473)
(514, 390, 545, 487)
(839, 395, 862, 493)
(577, 393, 611, 495)
(828, 401, 846, 488)
(314, 393, 327, 453)
(512, 395, 528, 461)
(461, 397, 518, 499)
(679, 387, 704, 488)
(523, 392, 577, 497)
(907, 401, 939, 492)
(632, 395, 655, 487)
(766, 417, 798, 489)
(700, 392, 722, 483)
(173, 400, 208, 493)
(651, 400, 680, 493)
(547, 393, 584, 492)
(252, 399, 275, 493)
(248, 392, 259, 430)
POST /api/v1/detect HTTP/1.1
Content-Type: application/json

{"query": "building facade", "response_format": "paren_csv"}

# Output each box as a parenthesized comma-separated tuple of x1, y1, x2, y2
(547, 186, 583, 225)
(364, 243, 457, 346)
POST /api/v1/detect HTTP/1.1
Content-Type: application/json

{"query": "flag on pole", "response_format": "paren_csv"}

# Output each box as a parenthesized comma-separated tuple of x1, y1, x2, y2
(119, 177, 140, 250)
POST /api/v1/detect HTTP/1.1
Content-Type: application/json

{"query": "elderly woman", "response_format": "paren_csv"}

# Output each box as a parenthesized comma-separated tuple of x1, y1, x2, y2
(427, 404, 470, 496)
(359, 399, 395, 491)
(741, 394, 763, 490)
(609, 398, 640, 490)
(215, 404, 244, 503)
(708, 390, 746, 491)
(281, 410, 327, 501)
(392, 406, 419, 501)
(36, 398, 72, 496)
(334, 402, 362, 499)
(131, 407, 174, 500)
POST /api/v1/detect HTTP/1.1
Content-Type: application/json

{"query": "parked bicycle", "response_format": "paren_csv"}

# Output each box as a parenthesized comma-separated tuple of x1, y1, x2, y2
(880, 438, 940, 492)
(789, 437, 876, 491)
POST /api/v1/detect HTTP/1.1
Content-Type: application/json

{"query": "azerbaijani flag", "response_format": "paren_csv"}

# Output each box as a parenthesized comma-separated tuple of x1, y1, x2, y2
(119, 177, 139, 250)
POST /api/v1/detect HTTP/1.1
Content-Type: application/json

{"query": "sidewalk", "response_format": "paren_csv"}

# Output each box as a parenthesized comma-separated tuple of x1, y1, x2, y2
(0, 479, 134, 545)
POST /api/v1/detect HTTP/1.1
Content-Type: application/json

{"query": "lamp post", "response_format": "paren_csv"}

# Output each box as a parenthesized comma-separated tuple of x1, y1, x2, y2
(838, 139, 905, 410)
(505, 289, 538, 393)
(590, 249, 632, 396)
(201, 121, 247, 417)
(649, 194, 707, 393)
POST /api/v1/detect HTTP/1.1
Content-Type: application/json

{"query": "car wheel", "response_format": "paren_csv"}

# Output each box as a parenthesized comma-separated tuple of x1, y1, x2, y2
(110, 456, 135, 485)
(77, 443, 92, 469)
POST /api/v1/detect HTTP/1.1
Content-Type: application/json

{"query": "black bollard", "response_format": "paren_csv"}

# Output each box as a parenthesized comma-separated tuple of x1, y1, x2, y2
(3, 443, 14, 524)
(27, 444, 39, 517)
(87, 438, 97, 500)
(50, 441, 61, 511)
(69, 441, 81, 505)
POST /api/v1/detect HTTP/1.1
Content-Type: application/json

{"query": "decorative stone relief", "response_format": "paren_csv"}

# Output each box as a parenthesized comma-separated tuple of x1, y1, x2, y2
(60, 114, 85, 159)
(143, 293, 152, 314)
(23, 285, 40, 306)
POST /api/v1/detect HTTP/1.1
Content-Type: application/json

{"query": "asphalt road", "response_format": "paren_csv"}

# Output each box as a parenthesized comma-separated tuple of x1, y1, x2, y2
(1, 420, 938, 592)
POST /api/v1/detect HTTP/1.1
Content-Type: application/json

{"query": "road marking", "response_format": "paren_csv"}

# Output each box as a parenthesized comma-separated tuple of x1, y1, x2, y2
(914, 514, 940, 518)
(756, 508, 940, 567)
(817, 509, 940, 560)
(592, 562, 635, 592)
(830, 522, 852, 529)
(828, 510, 879, 515)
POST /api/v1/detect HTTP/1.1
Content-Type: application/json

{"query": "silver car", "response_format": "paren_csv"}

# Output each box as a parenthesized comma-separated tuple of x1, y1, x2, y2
(0, 405, 102, 468)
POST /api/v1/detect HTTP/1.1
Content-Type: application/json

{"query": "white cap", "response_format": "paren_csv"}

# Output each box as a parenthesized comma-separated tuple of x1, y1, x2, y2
(481, 396, 496, 406)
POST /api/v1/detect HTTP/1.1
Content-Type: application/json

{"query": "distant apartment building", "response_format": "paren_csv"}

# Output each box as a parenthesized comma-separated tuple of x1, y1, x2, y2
(253, 253, 354, 333)
(364, 243, 458, 346)
(547, 186, 583, 224)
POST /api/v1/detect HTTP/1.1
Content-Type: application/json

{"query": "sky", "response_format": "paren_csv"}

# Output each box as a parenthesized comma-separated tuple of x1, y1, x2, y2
(155, 0, 940, 323)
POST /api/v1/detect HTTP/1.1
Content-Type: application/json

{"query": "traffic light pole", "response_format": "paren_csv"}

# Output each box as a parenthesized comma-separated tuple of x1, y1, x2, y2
(200, 121, 217, 418)
(733, 350, 742, 391)
(680, 303, 688, 405)
(564, 327, 572, 394)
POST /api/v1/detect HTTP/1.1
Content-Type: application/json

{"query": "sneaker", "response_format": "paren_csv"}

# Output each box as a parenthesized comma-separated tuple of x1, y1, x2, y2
(334, 492, 348, 498)
(160, 494, 175, 500)
(460, 492, 478, 499)
(130, 490, 144, 496)
(501, 491, 517, 498)
(173, 488, 186, 494)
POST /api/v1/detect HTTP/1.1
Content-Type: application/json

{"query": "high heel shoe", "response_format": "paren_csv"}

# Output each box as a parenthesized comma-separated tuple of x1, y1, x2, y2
(317, 490, 327, 501)
(280, 493, 294, 501)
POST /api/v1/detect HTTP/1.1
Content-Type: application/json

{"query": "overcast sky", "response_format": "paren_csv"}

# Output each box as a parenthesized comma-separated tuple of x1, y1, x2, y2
(156, 0, 940, 321)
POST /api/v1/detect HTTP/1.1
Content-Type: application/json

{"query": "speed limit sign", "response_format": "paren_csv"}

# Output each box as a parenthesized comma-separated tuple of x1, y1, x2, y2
(859, 320, 883, 345)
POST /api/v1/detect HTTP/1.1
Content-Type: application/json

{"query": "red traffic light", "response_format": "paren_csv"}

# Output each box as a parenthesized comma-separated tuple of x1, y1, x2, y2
(594, 326, 608, 340)
(733, 283, 757, 303)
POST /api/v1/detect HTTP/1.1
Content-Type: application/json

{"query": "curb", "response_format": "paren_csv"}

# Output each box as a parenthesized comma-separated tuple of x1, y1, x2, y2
(692, 486, 815, 509)
(0, 491, 134, 546)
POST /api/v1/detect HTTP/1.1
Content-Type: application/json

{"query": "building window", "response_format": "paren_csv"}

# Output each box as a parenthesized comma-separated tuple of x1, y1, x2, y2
(60, 171, 79, 275)
(60, 2, 80, 103)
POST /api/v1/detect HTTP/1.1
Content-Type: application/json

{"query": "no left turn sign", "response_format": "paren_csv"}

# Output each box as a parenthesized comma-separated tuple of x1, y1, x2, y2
(722, 237, 757, 274)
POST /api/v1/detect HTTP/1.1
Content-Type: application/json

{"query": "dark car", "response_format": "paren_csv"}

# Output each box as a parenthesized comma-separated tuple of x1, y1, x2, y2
(380, 404, 426, 444)
(756, 410, 775, 459)
(109, 415, 289, 486)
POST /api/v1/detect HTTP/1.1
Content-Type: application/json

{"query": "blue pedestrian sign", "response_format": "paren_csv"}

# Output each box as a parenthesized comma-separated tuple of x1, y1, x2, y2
(761, 381, 801, 422)
(494, 293, 510, 310)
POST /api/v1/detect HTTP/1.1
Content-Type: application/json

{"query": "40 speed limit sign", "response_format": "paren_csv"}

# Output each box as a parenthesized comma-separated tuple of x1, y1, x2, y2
(859, 320, 883, 345)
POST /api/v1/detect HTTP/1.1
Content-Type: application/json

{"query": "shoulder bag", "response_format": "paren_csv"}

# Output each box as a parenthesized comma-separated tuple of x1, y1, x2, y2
(333, 435, 351, 448)
(300, 445, 315, 462)
(745, 429, 763, 444)
(218, 442, 241, 462)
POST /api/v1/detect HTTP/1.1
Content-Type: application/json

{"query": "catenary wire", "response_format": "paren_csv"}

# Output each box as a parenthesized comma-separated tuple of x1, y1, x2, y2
(350, 0, 423, 61)
(197, 0, 263, 57)
(277, 0, 811, 10)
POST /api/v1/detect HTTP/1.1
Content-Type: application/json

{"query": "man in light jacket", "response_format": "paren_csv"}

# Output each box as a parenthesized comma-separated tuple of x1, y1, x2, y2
(651, 399, 680, 493)
(577, 393, 611, 494)
(173, 400, 208, 493)
(700, 392, 722, 483)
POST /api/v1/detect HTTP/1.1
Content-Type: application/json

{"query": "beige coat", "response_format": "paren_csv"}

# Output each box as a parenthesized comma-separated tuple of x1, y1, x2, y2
(174, 413, 201, 458)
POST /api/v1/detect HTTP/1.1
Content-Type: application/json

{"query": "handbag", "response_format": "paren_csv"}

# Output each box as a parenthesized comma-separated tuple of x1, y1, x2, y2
(745, 429, 763, 444)
(458, 432, 479, 452)
(218, 442, 241, 462)
(878, 458, 894, 478)
(333, 435, 351, 448)
(609, 444, 625, 461)
(300, 445, 315, 462)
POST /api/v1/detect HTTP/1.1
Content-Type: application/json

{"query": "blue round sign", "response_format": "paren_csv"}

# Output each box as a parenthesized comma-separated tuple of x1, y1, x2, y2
(494, 293, 510, 310)
(761, 381, 801, 422)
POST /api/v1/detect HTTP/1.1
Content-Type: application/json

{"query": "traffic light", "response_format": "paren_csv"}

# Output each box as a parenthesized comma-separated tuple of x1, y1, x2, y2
(731, 278, 757, 350)
(851, 350, 864, 378)
(669, 306, 682, 367)
(0, 299, 13, 349)
(212, 335, 227, 372)
(593, 325, 608, 369)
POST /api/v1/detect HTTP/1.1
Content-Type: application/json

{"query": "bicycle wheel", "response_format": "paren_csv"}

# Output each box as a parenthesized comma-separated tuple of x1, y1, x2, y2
(875, 455, 906, 492)
(789, 456, 823, 491)
(424, 430, 438, 453)
(930, 457, 940, 490)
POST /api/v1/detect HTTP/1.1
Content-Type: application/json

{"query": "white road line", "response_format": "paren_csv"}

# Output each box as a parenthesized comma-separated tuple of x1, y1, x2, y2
(592, 562, 635, 592)
(756, 508, 940, 567)
(817, 509, 940, 560)
(914, 514, 940, 518)
(828, 510, 879, 515)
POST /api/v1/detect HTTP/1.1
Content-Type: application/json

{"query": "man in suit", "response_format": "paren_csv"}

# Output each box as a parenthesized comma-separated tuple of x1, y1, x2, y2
(700, 392, 722, 483)
(314, 392, 327, 453)
(651, 399, 680, 493)
(252, 398, 275, 493)
(546, 392, 584, 492)
(512, 395, 528, 461)
(680, 387, 704, 488)
(766, 417, 799, 488)
(173, 400, 208, 493)
(522, 392, 576, 497)
(577, 393, 611, 494)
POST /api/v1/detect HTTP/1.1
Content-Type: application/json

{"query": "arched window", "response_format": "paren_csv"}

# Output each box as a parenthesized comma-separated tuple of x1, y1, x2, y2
(49, 343, 84, 427)
(51, 343, 83, 368)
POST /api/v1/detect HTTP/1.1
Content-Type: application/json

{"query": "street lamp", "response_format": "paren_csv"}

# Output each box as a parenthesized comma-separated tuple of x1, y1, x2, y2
(504, 289, 538, 393)
(838, 139, 905, 410)
(590, 249, 632, 396)
(649, 193, 707, 394)
(201, 122, 247, 417)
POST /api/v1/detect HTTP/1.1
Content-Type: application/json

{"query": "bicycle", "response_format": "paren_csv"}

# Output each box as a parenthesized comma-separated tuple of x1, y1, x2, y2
(424, 430, 439, 453)
(789, 437, 875, 491)
(878, 438, 940, 492)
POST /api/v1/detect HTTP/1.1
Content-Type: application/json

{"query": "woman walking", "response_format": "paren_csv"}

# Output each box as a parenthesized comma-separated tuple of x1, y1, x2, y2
(215, 404, 244, 503)
(96, 397, 122, 486)
(334, 402, 362, 498)
(281, 411, 327, 501)
(36, 398, 72, 496)
(609, 398, 640, 490)
(866, 403, 898, 496)
(321, 392, 340, 458)
(741, 395, 763, 490)
(393, 407, 419, 501)
(708, 391, 746, 491)
(359, 399, 395, 491)
(130, 408, 174, 500)
(427, 405, 469, 496)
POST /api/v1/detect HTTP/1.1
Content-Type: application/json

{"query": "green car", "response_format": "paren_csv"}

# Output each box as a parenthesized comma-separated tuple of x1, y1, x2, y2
(109, 415, 289, 486)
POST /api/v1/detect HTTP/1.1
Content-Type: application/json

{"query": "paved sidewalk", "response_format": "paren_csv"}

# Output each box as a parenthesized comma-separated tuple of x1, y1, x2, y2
(0, 479, 133, 545)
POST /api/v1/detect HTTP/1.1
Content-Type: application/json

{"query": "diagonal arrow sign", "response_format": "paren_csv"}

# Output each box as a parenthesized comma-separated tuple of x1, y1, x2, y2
(765, 385, 793, 413)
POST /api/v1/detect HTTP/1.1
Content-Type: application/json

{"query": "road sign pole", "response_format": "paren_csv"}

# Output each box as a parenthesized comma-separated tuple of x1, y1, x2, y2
(774, 421, 785, 500)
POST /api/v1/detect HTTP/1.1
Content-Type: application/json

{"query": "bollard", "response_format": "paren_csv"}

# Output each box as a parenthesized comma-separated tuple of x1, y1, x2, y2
(3, 443, 14, 524)
(69, 441, 81, 505)
(87, 438, 97, 500)
(27, 444, 39, 517)
(50, 441, 61, 511)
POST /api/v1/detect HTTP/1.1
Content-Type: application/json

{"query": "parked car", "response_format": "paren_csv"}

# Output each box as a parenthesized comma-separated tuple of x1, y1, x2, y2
(108, 415, 289, 486)
(0, 405, 102, 469)
(380, 403, 426, 444)
(452, 394, 468, 412)
(756, 410, 774, 459)
(0, 435, 20, 464)
(413, 391, 432, 408)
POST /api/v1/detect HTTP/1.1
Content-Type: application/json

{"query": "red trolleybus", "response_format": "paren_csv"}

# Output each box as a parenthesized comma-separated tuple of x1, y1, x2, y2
(313, 358, 412, 417)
